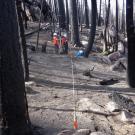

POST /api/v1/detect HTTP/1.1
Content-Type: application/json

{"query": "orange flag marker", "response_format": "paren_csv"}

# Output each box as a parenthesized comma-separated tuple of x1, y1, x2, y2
(73, 118, 78, 129)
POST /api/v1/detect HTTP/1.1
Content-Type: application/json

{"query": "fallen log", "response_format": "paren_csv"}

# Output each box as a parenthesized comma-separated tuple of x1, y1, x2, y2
(99, 78, 119, 85)
(29, 105, 120, 117)
(25, 23, 50, 37)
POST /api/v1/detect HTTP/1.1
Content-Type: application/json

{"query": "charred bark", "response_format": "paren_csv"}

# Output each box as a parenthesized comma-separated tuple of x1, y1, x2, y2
(57, 0, 66, 29)
(121, 0, 125, 35)
(65, 0, 69, 30)
(115, 0, 118, 51)
(22, 0, 28, 29)
(104, 0, 110, 52)
(126, 0, 135, 88)
(0, 0, 32, 134)
(16, 0, 29, 81)
(84, 0, 97, 57)
(84, 0, 89, 28)
(70, 0, 81, 46)
(98, 0, 102, 26)
(54, 0, 58, 21)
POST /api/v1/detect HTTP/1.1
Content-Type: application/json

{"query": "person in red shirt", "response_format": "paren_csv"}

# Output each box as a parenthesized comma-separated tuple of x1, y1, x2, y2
(53, 33, 59, 54)
(61, 33, 68, 54)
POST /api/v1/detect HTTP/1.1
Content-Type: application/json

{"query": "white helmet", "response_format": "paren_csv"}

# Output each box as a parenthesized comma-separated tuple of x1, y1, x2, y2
(63, 33, 67, 37)
(53, 33, 57, 36)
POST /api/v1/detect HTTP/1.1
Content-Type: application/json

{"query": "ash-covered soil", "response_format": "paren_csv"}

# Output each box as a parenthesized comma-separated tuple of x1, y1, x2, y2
(25, 23, 135, 135)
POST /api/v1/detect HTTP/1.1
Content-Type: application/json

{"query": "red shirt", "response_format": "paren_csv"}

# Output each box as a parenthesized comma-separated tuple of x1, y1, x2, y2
(61, 37, 67, 45)
(53, 36, 58, 45)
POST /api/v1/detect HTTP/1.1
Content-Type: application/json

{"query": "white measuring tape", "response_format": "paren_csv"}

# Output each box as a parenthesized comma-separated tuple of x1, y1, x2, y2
(71, 57, 78, 129)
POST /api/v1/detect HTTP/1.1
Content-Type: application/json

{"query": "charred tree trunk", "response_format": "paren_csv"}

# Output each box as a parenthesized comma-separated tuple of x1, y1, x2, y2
(115, 0, 118, 51)
(51, 0, 58, 34)
(80, 0, 84, 32)
(48, 0, 52, 6)
(51, 0, 55, 35)
(84, 0, 97, 57)
(103, 0, 110, 52)
(0, 0, 32, 134)
(103, 0, 107, 25)
(121, 0, 125, 35)
(126, 0, 135, 88)
(77, 2, 81, 26)
(98, 0, 102, 26)
(36, 0, 43, 50)
(57, 0, 66, 29)
(16, 0, 29, 81)
(22, 0, 28, 29)
(54, 0, 58, 21)
(65, 0, 69, 30)
(70, 0, 80, 46)
(84, 0, 89, 28)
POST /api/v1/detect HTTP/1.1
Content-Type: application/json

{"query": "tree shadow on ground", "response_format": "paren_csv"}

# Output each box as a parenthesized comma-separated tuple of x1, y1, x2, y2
(31, 77, 135, 96)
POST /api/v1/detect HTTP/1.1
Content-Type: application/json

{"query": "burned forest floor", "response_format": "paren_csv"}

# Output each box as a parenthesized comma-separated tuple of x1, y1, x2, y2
(25, 22, 135, 135)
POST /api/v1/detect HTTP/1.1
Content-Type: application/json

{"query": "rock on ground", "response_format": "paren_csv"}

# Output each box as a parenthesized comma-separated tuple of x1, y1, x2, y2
(106, 101, 120, 112)
(90, 132, 109, 135)
(73, 129, 91, 135)
(120, 111, 135, 123)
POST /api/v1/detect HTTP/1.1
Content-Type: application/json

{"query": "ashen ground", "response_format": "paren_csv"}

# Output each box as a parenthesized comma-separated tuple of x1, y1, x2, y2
(26, 25, 135, 135)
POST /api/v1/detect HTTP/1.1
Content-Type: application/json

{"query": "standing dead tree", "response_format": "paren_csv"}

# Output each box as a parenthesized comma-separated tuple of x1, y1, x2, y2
(126, 0, 135, 88)
(84, 0, 89, 28)
(103, 0, 110, 52)
(57, 0, 66, 30)
(80, 0, 84, 32)
(121, 0, 125, 35)
(22, 0, 28, 29)
(65, 0, 69, 31)
(53, 0, 59, 22)
(84, 0, 97, 57)
(98, 0, 102, 26)
(36, 0, 44, 50)
(0, 0, 33, 134)
(70, 0, 81, 47)
(16, 0, 29, 81)
(115, 0, 118, 51)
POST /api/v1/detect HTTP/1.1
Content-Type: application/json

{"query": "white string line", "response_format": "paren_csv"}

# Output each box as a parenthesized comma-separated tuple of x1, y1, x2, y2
(71, 57, 78, 128)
